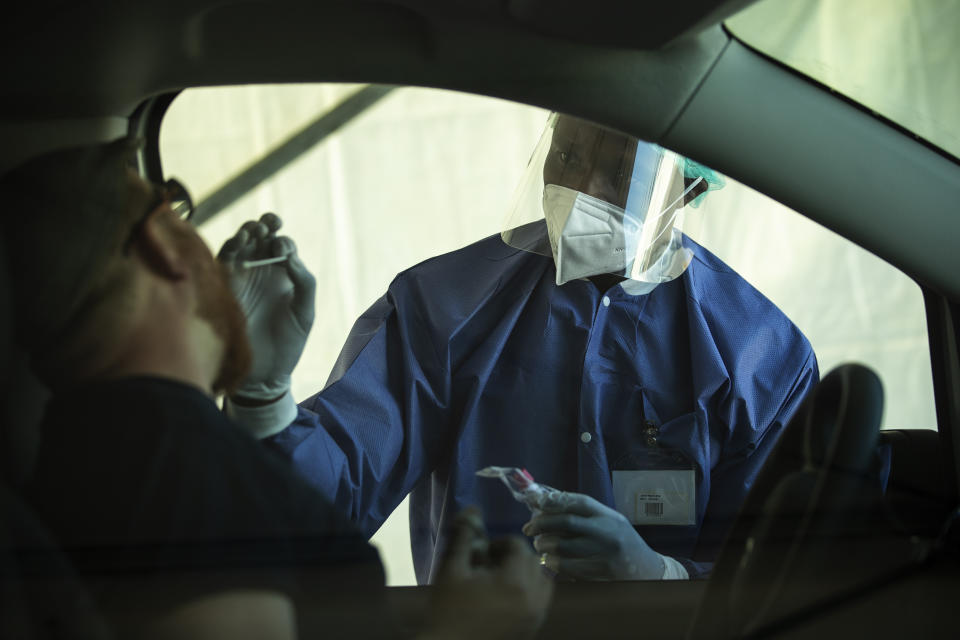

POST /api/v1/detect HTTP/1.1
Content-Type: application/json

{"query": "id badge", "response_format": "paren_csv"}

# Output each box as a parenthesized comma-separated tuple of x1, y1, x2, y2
(612, 468, 696, 525)
(612, 427, 697, 526)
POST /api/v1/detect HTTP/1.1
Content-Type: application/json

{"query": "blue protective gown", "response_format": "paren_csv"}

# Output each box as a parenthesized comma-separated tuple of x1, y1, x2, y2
(265, 231, 818, 582)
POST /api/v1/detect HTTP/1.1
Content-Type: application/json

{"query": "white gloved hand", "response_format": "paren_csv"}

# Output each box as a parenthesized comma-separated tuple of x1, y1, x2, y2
(521, 491, 677, 581)
(217, 213, 315, 437)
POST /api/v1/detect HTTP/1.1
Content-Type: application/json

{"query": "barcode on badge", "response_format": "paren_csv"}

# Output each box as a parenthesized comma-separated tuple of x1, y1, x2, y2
(643, 502, 664, 517)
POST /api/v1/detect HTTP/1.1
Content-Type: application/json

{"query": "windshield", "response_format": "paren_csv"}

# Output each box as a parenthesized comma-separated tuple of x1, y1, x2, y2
(160, 84, 936, 587)
(726, 0, 960, 159)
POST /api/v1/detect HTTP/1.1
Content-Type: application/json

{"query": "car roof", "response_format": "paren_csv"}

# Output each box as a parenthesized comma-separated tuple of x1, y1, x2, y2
(1, 0, 959, 298)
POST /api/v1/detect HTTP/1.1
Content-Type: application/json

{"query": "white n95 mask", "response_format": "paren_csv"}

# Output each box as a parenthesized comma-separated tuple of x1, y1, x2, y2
(543, 185, 641, 285)
(542, 184, 694, 286)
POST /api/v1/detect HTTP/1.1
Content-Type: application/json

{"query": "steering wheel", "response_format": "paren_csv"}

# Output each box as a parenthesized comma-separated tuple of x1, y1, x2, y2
(689, 363, 884, 639)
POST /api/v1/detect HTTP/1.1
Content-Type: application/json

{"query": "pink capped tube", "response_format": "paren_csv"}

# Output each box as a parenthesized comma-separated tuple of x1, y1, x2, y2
(476, 466, 563, 513)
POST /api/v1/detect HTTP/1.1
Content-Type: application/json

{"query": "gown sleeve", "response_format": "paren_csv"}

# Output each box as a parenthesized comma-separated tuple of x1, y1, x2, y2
(263, 274, 456, 537)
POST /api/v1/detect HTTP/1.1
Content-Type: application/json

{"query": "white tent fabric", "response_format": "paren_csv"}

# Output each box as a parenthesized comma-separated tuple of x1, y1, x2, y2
(729, 0, 960, 159)
(160, 80, 935, 585)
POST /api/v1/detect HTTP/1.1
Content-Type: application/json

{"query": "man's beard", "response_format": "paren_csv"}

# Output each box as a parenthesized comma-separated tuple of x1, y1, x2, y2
(190, 242, 253, 396)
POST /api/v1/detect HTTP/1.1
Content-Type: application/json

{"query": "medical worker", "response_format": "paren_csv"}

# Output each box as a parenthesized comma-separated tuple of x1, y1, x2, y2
(222, 113, 819, 583)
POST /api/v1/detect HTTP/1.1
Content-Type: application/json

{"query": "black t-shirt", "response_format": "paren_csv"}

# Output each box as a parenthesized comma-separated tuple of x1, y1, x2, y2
(25, 376, 386, 637)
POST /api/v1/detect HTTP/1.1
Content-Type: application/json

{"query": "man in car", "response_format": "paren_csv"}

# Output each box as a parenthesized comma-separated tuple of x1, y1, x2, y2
(0, 138, 552, 640)
(225, 113, 819, 583)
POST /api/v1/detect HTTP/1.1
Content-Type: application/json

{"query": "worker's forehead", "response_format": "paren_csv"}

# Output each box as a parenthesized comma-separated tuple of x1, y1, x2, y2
(552, 116, 597, 144)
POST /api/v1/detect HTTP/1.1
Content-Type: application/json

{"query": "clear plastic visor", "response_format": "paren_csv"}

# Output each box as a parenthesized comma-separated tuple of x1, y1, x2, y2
(501, 113, 704, 285)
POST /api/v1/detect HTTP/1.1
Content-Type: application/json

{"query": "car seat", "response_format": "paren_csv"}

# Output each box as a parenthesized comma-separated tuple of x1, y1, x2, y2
(0, 226, 111, 638)
(688, 364, 942, 639)
(879, 428, 952, 537)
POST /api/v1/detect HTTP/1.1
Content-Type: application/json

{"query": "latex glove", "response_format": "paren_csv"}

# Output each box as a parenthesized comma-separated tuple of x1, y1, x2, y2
(217, 214, 315, 436)
(422, 509, 553, 640)
(521, 491, 668, 581)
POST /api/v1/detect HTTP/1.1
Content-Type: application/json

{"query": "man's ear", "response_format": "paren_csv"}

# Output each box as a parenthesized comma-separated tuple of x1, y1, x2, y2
(136, 210, 189, 281)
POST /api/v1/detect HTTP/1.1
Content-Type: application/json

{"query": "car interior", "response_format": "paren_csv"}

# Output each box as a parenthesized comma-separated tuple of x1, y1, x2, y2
(2, 0, 959, 637)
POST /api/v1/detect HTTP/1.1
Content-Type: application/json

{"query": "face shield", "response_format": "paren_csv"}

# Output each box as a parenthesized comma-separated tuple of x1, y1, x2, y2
(501, 113, 722, 286)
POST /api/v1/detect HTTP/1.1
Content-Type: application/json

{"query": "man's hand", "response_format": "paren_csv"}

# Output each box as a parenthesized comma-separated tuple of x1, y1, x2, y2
(422, 509, 553, 640)
(522, 492, 666, 581)
(217, 214, 315, 436)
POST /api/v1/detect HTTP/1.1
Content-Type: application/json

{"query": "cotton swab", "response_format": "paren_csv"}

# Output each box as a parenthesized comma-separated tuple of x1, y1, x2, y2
(241, 255, 289, 269)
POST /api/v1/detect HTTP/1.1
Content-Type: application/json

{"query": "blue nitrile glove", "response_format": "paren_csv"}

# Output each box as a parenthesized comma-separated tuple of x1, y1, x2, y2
(217, 213, 315, 437)
(522, 491, 685, 581)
